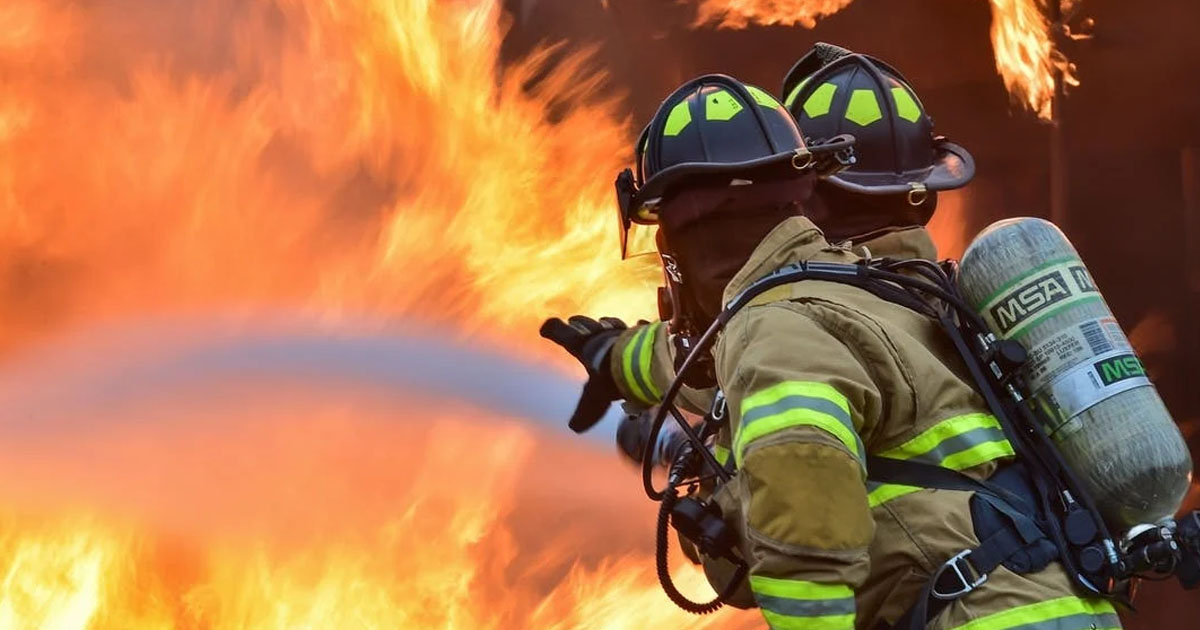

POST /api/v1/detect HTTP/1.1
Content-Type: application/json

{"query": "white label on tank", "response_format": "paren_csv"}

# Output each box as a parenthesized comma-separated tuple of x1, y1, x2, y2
(980, 260, 1102, 340)
(1039, 348, 1151, 420)
(1024, 316, 1132, 390)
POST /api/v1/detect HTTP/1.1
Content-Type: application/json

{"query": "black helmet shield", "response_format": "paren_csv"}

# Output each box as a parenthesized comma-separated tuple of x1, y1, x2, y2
(782, 47, 974, 198)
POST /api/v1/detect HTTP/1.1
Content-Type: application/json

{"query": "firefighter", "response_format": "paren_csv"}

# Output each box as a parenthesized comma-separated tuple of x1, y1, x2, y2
(542, 50, 1121, 630)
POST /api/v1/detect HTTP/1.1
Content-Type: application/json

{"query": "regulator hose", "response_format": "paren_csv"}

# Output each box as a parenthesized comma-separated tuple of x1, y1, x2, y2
(655, 485, 749, 614)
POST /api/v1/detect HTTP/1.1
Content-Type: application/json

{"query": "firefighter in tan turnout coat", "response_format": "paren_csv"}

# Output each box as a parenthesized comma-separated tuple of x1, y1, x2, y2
(542, 47, 1121, 630)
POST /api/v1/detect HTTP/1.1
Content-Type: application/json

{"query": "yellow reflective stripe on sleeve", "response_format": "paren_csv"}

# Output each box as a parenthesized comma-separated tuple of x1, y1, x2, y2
(639, 322, 663, 400)
(867, 413, 1015, 508)
(761, 610, 855, 630)
(749, 576, 853, 600)
(940, 440, 1016, 471)
(867, 482, 921, 508)
(877, 413, 1007, 461)
(713, 444, 731, 467)
(735, 381, 862, 468)
(948, 596, 1118, 630)
(620, 326, 654, 405)
(750, 577, 856, 630)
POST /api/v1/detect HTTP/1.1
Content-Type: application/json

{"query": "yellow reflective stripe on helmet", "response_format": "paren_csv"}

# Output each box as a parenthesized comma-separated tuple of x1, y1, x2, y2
(802, 83, 837, 118)
(713, 444, 731, 467)
(891, 86, 921, 122)
(705, 89, 743, 121)
(663, 100, 692, 137)
(867, 413, 1015, 508)
(845, 89, 883, 126)
(784, 78, 812, 109)
(948, 596, 1118, 630)
(735, 381, 863, 468)
(620, 325, 656, 405)
(747, 85, 781, 109)
(750, 577, 855, 630)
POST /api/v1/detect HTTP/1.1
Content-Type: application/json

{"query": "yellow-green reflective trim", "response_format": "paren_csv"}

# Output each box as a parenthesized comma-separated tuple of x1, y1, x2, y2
(802, 83, 837, 118)
(845, 89, 883, 126)
(949, 596, 1116, 630)
(735, 381, 859, 467)
(663, 100, 692, 137)
(640, 322, 663, 400)
(877, 414, 1005, 461)
(747, 85, 781, 109)
(868, 484, 921, 508)
(941, 440, 1015, 471)
(620, 326, 654, 405)
(713, 444, 731, 467)
(867, 413, 1015, 508)
(891, 87, 921, 122)
(749, 576, 853, 600)
(705, 89, 743, 121)
(761, 610, 855, 630)
(784, 78, 811, 109)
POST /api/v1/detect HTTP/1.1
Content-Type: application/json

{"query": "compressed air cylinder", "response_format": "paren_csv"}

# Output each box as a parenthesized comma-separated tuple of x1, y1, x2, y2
(958, 218, 1192, 531)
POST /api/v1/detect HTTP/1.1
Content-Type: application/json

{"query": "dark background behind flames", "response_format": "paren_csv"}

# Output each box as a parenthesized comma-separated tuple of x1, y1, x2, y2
(503, 0, 1200, 624)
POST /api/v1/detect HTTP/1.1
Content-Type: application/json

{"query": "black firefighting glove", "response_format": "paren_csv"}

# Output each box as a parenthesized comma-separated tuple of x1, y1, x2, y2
(539, 315, 627, 433)
(616, 403, 654, 464)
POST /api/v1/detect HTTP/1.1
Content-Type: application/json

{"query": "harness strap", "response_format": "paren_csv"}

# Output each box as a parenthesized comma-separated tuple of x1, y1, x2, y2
(867, 456, 1055, 630)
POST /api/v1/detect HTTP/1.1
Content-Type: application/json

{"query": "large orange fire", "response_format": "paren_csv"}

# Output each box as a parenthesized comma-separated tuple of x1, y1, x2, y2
(0, 0, 1025, 628)
(0, 0, 697, 627)
(690, 0, 1079, 120)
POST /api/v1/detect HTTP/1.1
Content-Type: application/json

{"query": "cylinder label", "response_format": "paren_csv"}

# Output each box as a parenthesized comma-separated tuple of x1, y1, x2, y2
(1041, 349, 1151, 419)
(980, 260, 1102, 340)
(1024, 316, 1132, 390)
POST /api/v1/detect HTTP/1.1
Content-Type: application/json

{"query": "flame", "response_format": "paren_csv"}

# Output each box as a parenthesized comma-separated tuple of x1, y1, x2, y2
(691, 0, 855, 29)
(0, 0, 659, 355)
(988, 0, 1078, 120)
(0, 0, 739, 627)
(687, 0, 1079, 121)
(0, 408, 742, 629)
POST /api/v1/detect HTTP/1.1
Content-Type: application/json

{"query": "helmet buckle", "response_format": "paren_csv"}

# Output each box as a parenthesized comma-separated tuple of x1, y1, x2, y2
(907, 183, 929, 206)
(791, 148, 814, 171)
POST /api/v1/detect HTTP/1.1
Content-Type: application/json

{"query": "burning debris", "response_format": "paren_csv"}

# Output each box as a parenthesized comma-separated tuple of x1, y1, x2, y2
(687, 0, 1084, 120)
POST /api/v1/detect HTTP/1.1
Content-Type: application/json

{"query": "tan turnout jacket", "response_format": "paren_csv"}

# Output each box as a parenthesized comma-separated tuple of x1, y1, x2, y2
(610, 217, 1120, 630)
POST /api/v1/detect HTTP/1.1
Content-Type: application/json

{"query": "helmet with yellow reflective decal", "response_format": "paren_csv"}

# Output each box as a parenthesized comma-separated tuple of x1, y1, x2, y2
(614, 74, 853, 257)
(780, 43, 974, 201)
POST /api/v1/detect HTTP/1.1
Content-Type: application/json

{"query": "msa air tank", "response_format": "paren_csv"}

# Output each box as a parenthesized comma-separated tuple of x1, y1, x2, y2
(958, 217, 1192, 531)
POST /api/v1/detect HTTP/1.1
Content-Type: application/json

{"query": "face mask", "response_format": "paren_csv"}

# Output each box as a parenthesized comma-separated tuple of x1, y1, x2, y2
(657, 174, 816, 326)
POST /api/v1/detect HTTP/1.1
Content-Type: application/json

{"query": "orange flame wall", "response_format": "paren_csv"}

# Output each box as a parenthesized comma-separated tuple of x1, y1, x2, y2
(0, 0, 660, 356)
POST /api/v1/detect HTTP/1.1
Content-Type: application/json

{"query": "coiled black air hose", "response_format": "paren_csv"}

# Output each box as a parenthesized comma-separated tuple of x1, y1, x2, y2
(655, 486, 748, 614)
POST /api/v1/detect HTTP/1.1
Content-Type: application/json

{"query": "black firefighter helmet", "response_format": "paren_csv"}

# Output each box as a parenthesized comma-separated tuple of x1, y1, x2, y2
(780, 43, 974, 202)
(614, 74, 853, 257)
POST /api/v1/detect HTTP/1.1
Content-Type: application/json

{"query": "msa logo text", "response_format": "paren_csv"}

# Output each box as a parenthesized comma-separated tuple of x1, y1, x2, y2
(990, 270, 1073, 334)
(1095, 354, 1145, 386)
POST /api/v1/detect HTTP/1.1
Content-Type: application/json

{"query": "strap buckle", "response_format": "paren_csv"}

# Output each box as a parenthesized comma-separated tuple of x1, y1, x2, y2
(931, 550, 988, 600)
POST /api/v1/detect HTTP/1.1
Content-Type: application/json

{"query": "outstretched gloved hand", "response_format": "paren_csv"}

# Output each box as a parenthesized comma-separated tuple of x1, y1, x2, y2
(539, 315, 627, 433)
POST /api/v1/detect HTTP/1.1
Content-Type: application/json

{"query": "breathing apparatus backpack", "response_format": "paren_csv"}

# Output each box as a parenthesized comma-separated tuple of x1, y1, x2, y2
(639, 217, 1199, 627)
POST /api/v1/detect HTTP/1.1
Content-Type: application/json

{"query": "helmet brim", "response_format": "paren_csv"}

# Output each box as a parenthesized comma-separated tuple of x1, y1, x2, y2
(630, 136, 854, 222)
(824, 139, 974, 195)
